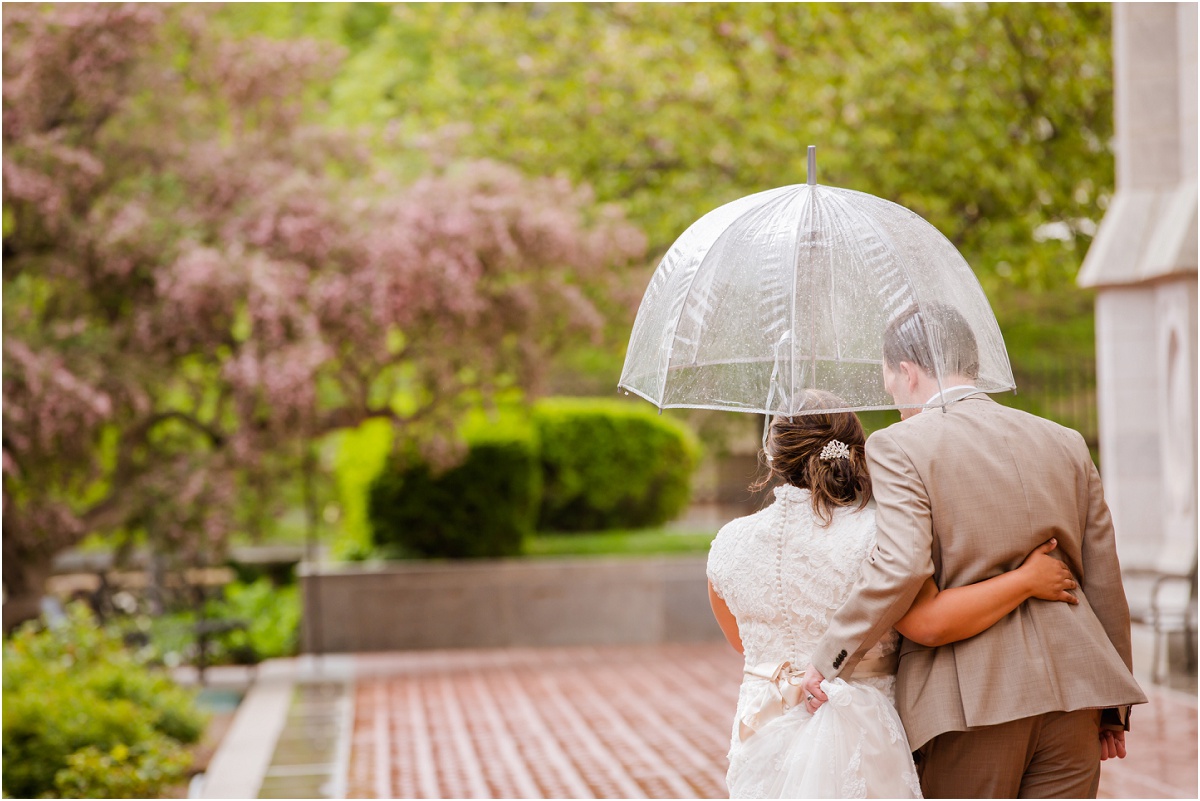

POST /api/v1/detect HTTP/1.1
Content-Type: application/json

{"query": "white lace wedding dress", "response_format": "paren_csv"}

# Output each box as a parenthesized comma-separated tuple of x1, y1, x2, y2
(707, 484, 922, 799)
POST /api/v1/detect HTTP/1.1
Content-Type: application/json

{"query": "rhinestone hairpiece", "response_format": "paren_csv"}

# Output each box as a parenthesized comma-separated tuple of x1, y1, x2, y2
(819, 439, 851, 462)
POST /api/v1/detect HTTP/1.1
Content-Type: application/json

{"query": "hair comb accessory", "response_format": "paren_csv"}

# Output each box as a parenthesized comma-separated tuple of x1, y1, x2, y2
(819, 439, 851, 462)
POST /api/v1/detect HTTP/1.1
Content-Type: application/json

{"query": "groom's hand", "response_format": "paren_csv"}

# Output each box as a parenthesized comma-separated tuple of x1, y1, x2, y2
(1099, 728, 1127, 760)
(801, 664, 828, 713)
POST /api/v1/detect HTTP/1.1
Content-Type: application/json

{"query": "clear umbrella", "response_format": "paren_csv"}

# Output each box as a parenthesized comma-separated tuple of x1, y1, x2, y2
(618, 147, 1014, 417)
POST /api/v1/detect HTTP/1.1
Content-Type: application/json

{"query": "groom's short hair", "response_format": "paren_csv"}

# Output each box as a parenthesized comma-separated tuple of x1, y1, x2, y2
(883, 303, 980, 380)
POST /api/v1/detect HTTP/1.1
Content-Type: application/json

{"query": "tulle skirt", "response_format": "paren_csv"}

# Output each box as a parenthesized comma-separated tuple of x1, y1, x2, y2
(726, 678, 922, 799)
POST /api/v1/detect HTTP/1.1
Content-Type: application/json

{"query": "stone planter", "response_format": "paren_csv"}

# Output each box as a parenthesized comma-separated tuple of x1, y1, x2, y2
(298, 555, 722, 653)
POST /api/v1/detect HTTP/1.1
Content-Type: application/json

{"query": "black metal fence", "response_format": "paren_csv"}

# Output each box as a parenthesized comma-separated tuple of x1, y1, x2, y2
(996, 355, 1099, 456)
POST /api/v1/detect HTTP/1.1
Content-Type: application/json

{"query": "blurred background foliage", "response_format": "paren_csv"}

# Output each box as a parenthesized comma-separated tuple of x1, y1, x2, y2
(3, 6, 1117, 793)
(126, 578, 303, 668)
(217, 0, 1108, 393)
(4, 1, 1112, 616)
(2, 2, 644, 627)
(219, 2, 1112, 288)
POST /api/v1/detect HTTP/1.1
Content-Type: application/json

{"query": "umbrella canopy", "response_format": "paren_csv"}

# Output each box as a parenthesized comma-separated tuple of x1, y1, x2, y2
(618, 153, 1014, 416)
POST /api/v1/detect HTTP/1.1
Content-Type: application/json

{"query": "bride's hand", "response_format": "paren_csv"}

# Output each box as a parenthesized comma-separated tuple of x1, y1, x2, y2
(1018, 538, 1079, 604)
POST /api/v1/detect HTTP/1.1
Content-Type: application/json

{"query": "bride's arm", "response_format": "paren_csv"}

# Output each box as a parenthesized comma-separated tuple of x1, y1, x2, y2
(894, 538, 1078, 647)
(708, 581, 744, 654)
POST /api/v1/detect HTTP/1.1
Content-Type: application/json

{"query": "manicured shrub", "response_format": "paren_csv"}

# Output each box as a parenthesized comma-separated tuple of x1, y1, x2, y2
(2, 605, 206, 799)
(355, 400, 702, 554)
(533, 398, 701, 531)
(367, 410, 540, 558)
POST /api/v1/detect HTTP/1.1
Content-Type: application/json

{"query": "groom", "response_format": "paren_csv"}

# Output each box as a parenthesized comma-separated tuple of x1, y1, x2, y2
(801, 303, 1147, 798)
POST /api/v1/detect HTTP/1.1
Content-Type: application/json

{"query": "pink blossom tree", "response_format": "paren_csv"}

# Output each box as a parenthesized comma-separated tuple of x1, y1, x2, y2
(2, 5, 645, 630)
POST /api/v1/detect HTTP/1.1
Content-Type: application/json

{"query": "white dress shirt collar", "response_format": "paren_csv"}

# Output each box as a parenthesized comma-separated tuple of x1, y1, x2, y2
(922, 384, 981, 410)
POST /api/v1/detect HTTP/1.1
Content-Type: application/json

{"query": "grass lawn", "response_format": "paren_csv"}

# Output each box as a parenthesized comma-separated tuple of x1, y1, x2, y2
(525, 527, 716, 557)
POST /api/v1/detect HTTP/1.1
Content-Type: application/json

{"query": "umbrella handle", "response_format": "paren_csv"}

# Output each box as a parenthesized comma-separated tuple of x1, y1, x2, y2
(762, 412, 772, 461)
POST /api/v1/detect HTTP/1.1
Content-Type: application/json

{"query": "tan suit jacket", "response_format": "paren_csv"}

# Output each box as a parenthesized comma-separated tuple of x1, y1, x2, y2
(810, 395, 1147, 751)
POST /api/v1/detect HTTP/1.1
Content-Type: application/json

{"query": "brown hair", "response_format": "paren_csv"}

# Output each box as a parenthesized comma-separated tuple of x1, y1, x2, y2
(753, 390, 871, 525)
(883, 302, 980, 380)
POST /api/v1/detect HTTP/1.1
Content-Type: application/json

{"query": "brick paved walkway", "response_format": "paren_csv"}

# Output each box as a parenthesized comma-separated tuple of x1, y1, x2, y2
(344, 643, 1196, 799)
(347, 644, 737, 799)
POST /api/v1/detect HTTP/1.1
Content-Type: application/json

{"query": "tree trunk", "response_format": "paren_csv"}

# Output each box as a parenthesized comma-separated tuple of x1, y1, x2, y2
(3, 499, 89, 634)
(2, 552, 52, 634)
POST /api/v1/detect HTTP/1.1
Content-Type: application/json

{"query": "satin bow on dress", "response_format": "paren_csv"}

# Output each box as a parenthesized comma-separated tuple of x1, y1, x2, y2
(738, 661, 806, 741)
(738, 653, 899, 741)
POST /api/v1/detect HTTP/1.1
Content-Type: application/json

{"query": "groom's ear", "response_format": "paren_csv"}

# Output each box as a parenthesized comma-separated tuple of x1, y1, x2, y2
(898, 361, 922, 393)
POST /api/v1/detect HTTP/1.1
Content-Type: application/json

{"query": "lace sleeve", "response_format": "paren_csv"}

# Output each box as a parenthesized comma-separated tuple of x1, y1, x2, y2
(706, 519, 740, 600)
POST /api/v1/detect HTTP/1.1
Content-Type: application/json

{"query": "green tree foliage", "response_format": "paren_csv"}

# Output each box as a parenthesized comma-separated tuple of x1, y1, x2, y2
(223, 2, 1113, 292)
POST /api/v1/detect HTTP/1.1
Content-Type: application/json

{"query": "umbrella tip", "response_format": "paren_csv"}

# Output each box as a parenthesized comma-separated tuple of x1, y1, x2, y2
(807, 145, 816, 186)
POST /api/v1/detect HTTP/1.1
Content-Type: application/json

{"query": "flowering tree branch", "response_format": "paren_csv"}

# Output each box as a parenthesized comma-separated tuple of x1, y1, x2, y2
(1, 4, 646, 629)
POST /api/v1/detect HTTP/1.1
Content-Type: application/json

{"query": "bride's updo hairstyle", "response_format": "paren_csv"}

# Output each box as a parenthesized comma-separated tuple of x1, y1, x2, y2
(754, 390, 871, 525)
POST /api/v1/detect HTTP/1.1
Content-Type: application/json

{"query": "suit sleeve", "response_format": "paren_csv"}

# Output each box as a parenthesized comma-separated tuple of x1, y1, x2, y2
(1078, 439, 1134, 672)
(809, 428, 935, 679)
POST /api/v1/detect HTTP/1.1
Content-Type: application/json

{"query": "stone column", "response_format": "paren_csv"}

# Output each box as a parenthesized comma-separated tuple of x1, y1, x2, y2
(1078, 3, 1197, 573)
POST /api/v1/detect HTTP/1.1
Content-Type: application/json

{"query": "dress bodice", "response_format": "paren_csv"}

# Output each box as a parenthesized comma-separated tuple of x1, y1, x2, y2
(706, 484, 898, 670)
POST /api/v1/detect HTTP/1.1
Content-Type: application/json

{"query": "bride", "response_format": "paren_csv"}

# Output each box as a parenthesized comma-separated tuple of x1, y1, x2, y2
(706, 391, 1079, 798)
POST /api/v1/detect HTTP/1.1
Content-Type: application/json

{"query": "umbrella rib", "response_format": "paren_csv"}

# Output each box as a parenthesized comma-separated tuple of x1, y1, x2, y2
(890, 203, 1017, 389)
(658, 189, 800, 402)
(786, 189, 810, 416)
(825, 189, 945, 398)
(828, 196, 843, 363)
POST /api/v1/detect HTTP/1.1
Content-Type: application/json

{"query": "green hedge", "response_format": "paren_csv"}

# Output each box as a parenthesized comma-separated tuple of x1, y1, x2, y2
(3, 605, 205, 799)
(356, 399, 700, 557)
(533, 398, 700, 531)
(367, 409, 541, 559)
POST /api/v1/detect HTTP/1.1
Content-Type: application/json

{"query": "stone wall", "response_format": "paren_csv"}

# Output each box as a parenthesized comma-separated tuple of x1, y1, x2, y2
(299, 556, 724, 653)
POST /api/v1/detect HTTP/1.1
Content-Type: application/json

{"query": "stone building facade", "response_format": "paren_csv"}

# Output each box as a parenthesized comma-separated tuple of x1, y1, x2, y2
(1078, 3, 1197, 575)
